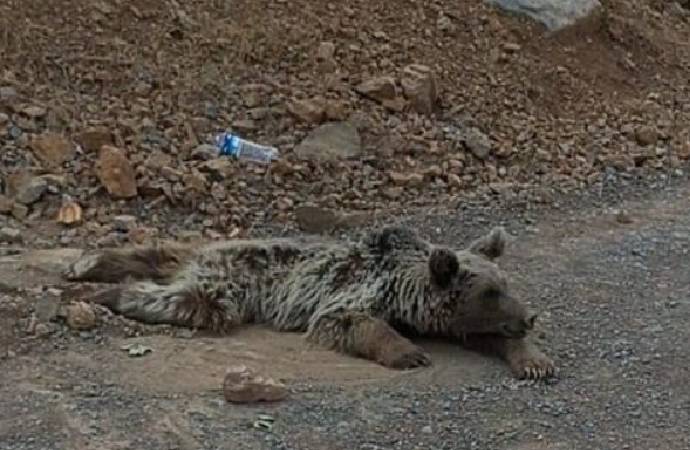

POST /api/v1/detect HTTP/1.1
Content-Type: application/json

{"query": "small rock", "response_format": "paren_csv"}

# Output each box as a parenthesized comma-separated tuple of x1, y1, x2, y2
(384, 187, 403, 199)
(614, 209, 633, 224)
(112, 215, 137, 232)
(288, 98, 326, 124)
(22, 105, 47, 118)
(35, 297, 61, 323)
(12, 204, 28, 220)
(294, 121, 362, 161)
(96, 146, 138, 198)
(381, 97, 408, 113)
(317, 41, 336, 61)
(325, 100, 349, 121)
(183, 170, 208, 192)
(503, 42, 522, 52)
(231, 119, 258, 133)
(8, 125, 22, 140)
(0, 86, 18, 101)
(448, 173, 463, 188)
(389, 171, 424, 187)
(276, 196, 294, 211)
(389, 171, 408, 186)
(437, 14, 457, 33)
(422, 425, 433, 434)
(337, 212, 372, 229)
(120, 343, 153, 357)
(175, 328, 196, 339)
(0, 227, 22, 243)
(57, 200, 83, 225)
(463, 127, 492, 160)
(0, 112, 8, 125)
(295, 206, 342, 233)
(401, 64, 438, 115)
(76, 126, 114, 152)
(0, 195, 13, 214)
(355, 76, 398, 103)
(620, 123, 635, 136)
(34, 323, 52, 337)
(129, 226, 158, 244)
(191, 144, 219, 161)
(30, 132, 75, 168)
(634, 126, 658, 147)
(8, 174, 48, 205)
(223, 365, 289, 404)
(199, 159, 234, 180)
(145, 150, 174, 170)
(66, 302, 96, 331)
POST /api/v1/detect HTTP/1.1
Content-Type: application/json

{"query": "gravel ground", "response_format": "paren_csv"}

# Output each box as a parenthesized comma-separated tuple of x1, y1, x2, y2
(2, 171, 689, 450)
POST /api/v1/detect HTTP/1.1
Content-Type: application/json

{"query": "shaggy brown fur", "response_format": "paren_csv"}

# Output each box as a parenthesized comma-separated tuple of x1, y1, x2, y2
(64, 226, 555, 379)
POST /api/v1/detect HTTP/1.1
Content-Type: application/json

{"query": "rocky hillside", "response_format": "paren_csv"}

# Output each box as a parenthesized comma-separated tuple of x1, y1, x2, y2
(1, 0, 689, 247)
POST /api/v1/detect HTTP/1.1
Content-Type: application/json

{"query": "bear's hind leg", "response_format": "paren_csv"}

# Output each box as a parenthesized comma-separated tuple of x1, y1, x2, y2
(64, 245, 191, 283)
(305, 310, 431, 369)
(88, 281, 239, 334)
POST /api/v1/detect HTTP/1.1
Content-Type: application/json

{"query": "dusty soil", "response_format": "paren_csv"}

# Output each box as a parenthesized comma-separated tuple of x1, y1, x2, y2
(1, 0, 690, 245)
(2, 171, 690, 450)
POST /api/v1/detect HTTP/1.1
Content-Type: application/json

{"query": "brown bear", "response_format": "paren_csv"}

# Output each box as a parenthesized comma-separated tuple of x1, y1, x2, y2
(64, 225, 555, 379)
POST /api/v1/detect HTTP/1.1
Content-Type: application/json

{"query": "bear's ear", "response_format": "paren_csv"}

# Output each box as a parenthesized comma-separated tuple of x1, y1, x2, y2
(429, 248, 463, 288)
(468, 227, 508, 260)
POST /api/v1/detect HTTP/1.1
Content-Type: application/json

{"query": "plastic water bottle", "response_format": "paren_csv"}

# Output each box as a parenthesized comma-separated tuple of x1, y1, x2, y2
(214, 132, 279, 164)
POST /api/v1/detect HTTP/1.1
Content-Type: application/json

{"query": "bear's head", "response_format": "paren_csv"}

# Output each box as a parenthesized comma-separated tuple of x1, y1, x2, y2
(428, 227, 537, 339)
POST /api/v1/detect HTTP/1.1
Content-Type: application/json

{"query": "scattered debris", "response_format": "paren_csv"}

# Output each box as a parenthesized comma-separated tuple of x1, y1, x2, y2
(57, 198, 83, 225)
(65, 301, 97, 331)
(96, 145, 138, 198)
(30, 132, 75, 168)
(120, 343, 153, 357)
(614, 209, 634, 224)
(253, 414, 276, 432)
(223, 365, 289, 404)
(0, 227, 22, 244)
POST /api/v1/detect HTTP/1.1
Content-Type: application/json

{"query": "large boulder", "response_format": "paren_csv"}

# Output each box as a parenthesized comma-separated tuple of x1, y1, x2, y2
(486, 0, 602, 31)
(294, 121, 362, 161)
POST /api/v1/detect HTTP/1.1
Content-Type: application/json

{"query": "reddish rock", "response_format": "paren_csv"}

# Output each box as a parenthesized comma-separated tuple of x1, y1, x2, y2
(0, 195, 13, 214)
(401, 64, 438, 115)
(223, 365, 289, 404)
(355, 76, 398, 103)
(288, 98, 326, 124)
(76, 126, 114, 153)
(56, 200, 83, 225)
(96, 146, 138, 198)
(65, 302, 97, 331)
(30, 132, 75, 168)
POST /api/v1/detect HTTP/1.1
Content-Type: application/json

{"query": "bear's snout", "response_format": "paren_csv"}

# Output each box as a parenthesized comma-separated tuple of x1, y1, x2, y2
(499, 313, 537, 338)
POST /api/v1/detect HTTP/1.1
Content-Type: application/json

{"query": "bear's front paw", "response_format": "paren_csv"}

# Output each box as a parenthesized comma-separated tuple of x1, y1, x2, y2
(510, 350, 555, 380)
(378, 341, 431, 369)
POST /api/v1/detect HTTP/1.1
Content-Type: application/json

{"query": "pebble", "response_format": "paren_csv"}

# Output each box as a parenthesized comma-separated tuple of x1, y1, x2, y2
(13, 176, 48, 205)
(0, 227, 22, 243)
(96, 145, 138, 198)
(112, 215, 138, 232)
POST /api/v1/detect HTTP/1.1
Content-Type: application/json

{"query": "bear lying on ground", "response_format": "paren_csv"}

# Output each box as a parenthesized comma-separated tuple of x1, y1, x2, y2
(64, 226, 555, 379)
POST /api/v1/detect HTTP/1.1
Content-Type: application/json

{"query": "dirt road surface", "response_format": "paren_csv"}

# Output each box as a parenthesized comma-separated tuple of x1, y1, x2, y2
(1, 174, 689, 450)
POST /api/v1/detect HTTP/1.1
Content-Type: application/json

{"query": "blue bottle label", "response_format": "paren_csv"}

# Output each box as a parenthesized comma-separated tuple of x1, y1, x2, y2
(218, 133, 240, 157)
